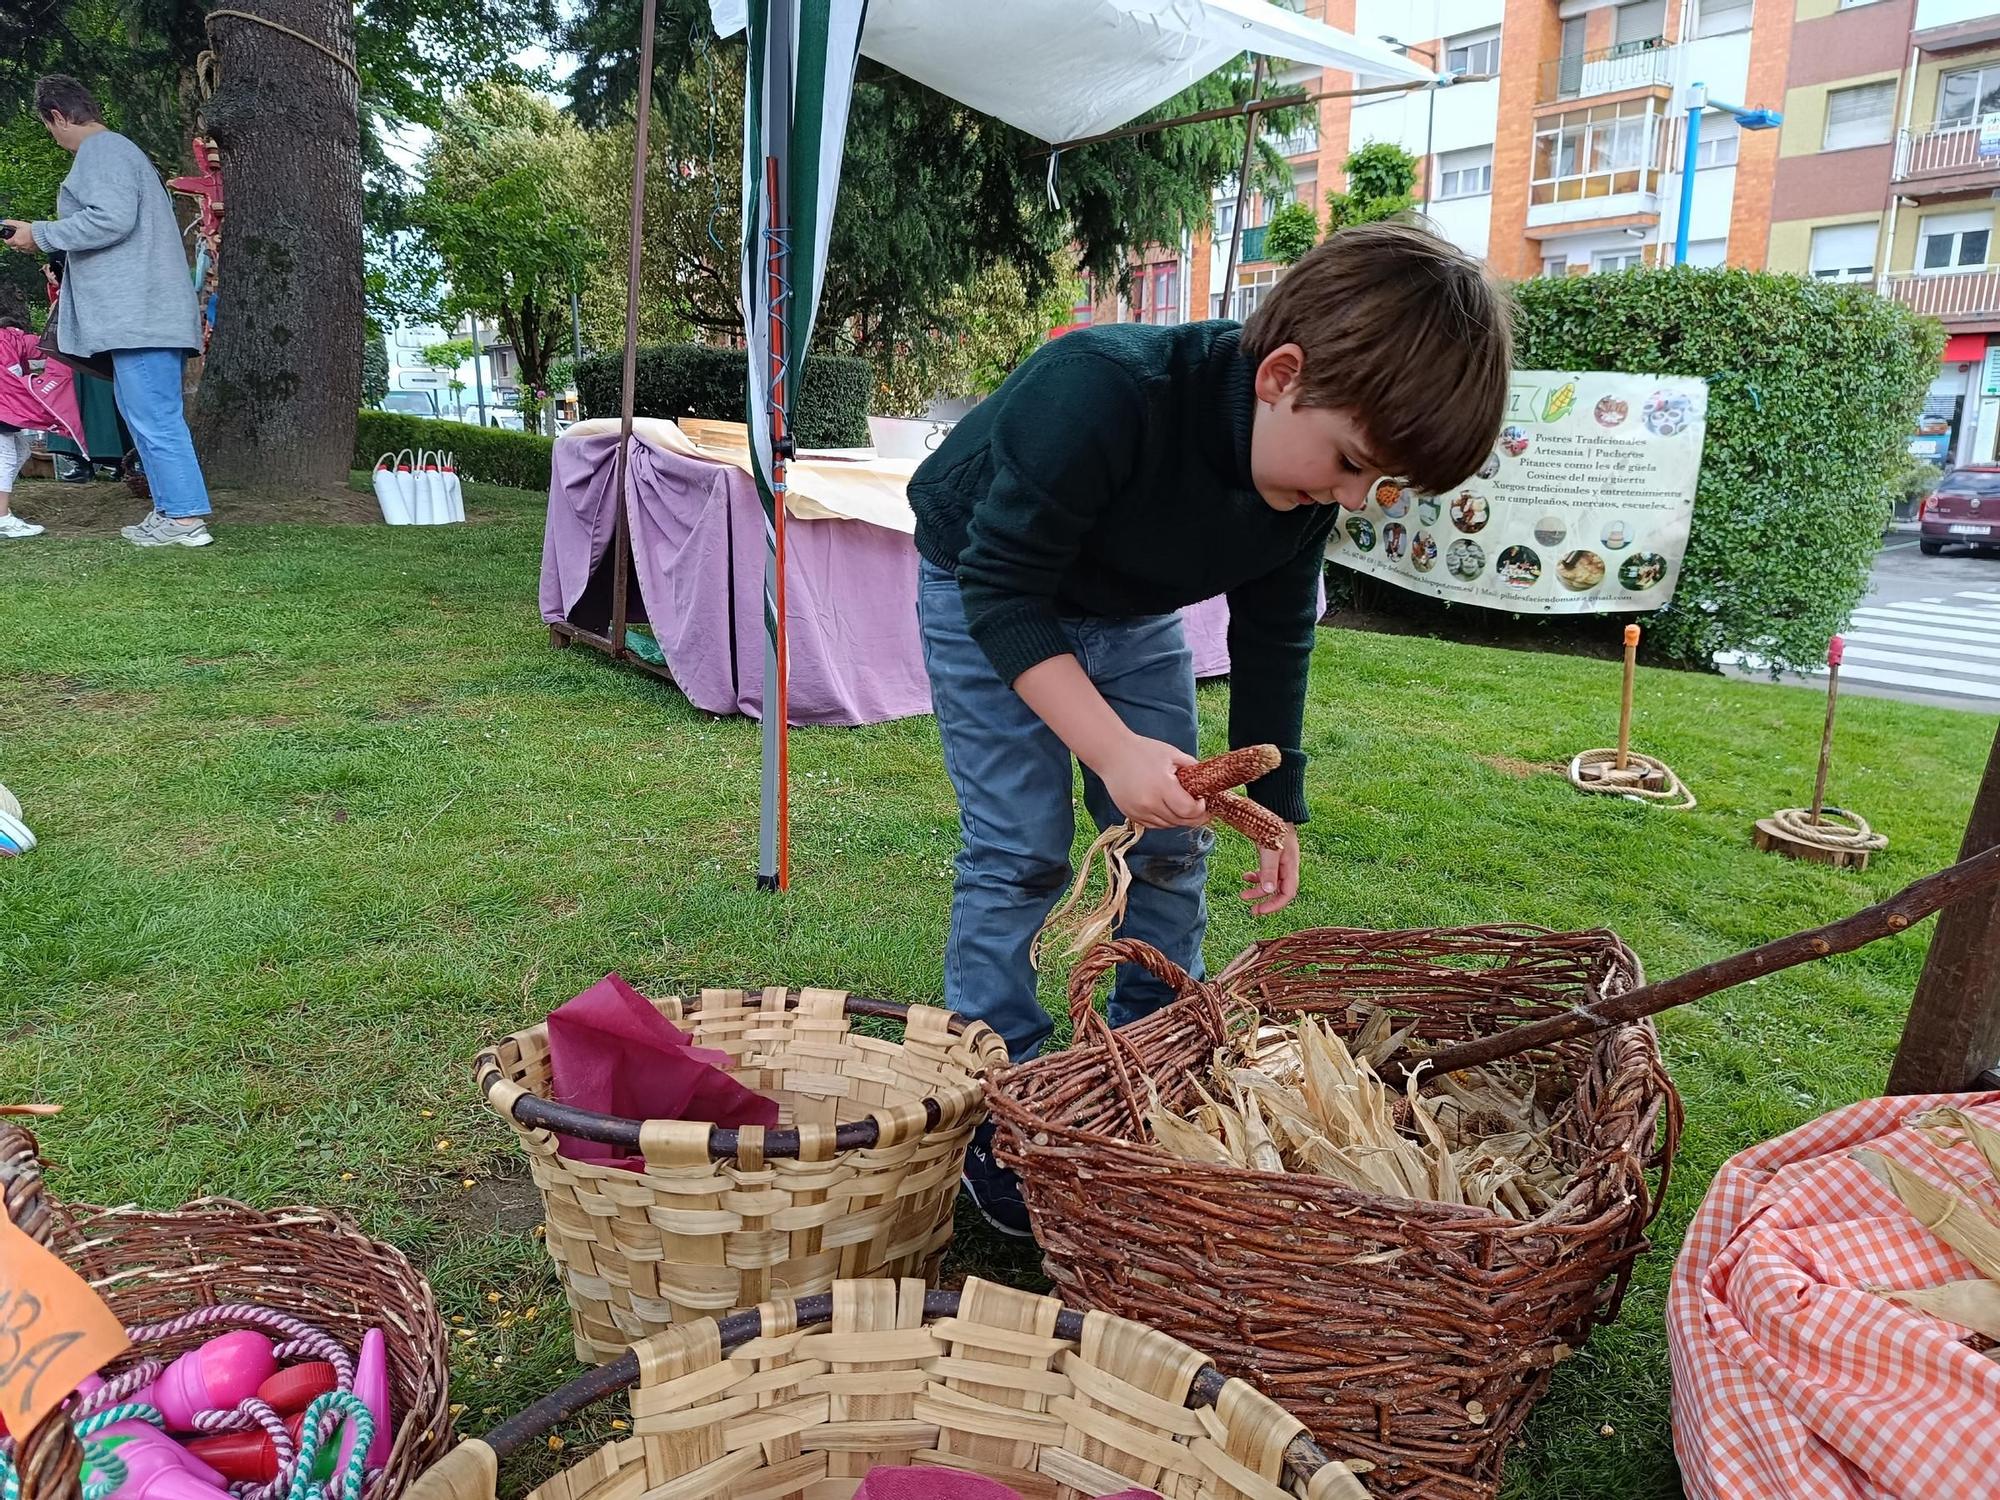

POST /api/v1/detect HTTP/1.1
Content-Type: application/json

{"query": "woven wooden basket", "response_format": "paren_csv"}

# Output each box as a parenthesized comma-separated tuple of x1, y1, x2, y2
(991, 930, 1682, 1500)
(0, 1120, 453, 1500)
(477, 985, 1010, 1361)
(405, 1276, 1377, 1500)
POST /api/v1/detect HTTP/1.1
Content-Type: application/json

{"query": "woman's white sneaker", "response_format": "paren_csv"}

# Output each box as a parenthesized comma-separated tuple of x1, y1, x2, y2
(0, 514, 45, 539)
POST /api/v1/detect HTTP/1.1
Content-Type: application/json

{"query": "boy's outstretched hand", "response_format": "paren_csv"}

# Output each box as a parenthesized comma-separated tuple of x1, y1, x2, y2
(1100, 735, 1208, 830)
(1239, 822, 1301, 916)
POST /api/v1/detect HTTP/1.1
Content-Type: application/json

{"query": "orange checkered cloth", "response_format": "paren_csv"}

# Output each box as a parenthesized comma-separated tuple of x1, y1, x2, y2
(1670, 1090, 2000, 1500)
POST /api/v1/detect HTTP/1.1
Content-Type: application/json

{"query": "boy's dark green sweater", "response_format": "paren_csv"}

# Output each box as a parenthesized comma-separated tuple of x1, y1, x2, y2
(911, 320, 1334, 825)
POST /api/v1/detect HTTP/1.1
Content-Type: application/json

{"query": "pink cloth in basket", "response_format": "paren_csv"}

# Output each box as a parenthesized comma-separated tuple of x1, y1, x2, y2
(853, 1470, 1159, 1500)
(546, 973, 777, 1169)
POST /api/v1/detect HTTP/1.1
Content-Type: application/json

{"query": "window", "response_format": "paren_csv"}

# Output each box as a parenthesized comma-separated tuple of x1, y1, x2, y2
(1592, 250, 1645, 273)
(1236, 266, 1280, 319)
(1292, 164, 1318, 209)
(1920, 210, 1991, 271)
(1695, 116, 1740, 168)
(1695, 0, 1753, 37)
(1445, 27, 1500, 78)
(1070, 278, 1094, 327)
(1214, 197, 1237, 239)
(1808, 221, 1877, 282)
(1614, 0, 1666, 49)
(1822, 80, 1896, 151)
(1436, 146, 1494, 198)
(1939, 65, 2000, 128)
(1134, 261, 1180, 325)
(1531, 99, 1663, 205)
(1542, 256, 1570, 278)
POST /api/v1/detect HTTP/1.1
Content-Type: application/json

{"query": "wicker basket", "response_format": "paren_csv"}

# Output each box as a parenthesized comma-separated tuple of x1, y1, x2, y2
(991, 930, 1682, 1500)
(477, 985, 1009, 1361)
(405, 1276, 1378, 1500)
(0, 1120, 453, 1500)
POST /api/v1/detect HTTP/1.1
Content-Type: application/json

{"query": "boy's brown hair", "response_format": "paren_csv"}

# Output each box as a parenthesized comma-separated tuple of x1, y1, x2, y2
(33, 75, 105, 126)
(1241, 219, 1512, 494)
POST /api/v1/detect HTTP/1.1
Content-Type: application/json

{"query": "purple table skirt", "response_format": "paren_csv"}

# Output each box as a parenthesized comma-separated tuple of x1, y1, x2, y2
(541, 432, 1264, 728)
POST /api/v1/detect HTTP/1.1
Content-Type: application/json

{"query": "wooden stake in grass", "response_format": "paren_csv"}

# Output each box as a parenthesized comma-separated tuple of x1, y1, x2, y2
(1616, 623, 1638, 773)
(1812, 634, 1844, 826)
(1754, 634, 1886, 869)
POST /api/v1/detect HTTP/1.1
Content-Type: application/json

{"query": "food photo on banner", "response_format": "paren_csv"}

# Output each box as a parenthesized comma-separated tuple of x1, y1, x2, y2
(1329, 370, 1708, 614)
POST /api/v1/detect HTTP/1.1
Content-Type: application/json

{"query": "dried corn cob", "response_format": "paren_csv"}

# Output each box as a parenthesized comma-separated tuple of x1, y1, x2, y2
(1177, 744, 1282, 800)
(1210, 790, 1288, 850)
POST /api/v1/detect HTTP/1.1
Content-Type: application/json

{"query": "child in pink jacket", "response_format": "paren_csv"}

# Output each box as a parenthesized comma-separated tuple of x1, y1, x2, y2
(0, 294, 87, 540)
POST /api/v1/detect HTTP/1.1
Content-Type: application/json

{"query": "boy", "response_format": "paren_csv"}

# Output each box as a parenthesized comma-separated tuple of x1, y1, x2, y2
(910, 221, 1512, 1235)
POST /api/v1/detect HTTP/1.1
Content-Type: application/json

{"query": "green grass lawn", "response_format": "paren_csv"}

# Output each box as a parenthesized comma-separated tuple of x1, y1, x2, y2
(0, 475, 1991, 1498)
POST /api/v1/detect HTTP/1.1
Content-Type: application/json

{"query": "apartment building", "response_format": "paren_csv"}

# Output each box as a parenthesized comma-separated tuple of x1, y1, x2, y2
(1759, 0, 2000, 461)
(1073, 0, 2000, 461)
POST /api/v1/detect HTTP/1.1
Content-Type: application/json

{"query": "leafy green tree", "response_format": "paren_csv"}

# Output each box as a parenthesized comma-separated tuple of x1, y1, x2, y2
(422, 338, 476, 373)
(0, 115, 71, 317)
(397, 86, 601, 434)
(3, 0, 561, 487)
(361, 328, 390, 406)
(873, 259, 1083, 417)
(562, 0, 1303, 386)
(1264, 200, 1320, 265)
(1324, 141, 1419, 233)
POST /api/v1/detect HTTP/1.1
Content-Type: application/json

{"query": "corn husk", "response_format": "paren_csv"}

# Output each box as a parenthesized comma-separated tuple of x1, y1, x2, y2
(1144, 1014, 1574, 1217)
(1873, 1280, 2000, 1340)
(1853, 1147, 2000, 1283)
(1910, 1107, 2000, 1185)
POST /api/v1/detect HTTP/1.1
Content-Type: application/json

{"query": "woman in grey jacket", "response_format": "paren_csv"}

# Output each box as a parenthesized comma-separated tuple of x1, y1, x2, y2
(3, 75, 214, 547)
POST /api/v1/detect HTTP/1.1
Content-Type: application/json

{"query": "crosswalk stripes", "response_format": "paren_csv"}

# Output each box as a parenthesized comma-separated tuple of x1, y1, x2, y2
(1717, 589, 2000, 705)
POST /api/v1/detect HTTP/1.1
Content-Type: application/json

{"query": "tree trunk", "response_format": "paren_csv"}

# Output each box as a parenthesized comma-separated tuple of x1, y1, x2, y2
(192, 0, 363, 494)
(1888, 720, 2000, 1094)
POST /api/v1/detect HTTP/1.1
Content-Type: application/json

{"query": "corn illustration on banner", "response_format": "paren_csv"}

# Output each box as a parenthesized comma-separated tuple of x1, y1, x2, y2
(1328, 371, 1708, 614)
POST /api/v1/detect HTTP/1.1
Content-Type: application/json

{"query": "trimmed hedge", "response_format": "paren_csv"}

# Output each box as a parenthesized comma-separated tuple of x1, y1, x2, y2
(353, 410, 554, 492)
(575, 343, 873, 448)
(1509, 269, 1939, 670)
(1337, 269, 1940, 671)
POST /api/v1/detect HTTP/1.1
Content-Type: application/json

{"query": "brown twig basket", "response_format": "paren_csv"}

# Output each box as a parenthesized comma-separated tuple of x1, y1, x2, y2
(991, 930, 1682, 1500)
(477, 985, 1010, 1362)
(0, 1120, 453, 1500)
(405, 1276, 1377, 1500)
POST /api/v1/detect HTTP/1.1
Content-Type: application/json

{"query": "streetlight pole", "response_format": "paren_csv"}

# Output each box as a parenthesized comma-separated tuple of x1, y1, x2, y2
(1675, 82, 1782, 265)
(1382, 36, 1444, 213)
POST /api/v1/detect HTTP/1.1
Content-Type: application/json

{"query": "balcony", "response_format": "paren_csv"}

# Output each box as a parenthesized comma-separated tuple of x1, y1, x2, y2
(1538, 40, 1674, 105)
(1885, 268, 2000, 324)
(1271, 123, 1320, 158)
(1894, 121, 2000, 193)
(1237, 225, 1270, 263)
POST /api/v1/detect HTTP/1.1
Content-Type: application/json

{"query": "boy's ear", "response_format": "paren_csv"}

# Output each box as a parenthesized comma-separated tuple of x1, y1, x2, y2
(1253, 342, 1305, 406)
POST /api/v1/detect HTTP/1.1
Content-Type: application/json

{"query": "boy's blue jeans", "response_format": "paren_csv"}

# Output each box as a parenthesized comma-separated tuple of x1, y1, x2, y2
(111, 350, 212, 519)
(919, 560, 1212, 1062)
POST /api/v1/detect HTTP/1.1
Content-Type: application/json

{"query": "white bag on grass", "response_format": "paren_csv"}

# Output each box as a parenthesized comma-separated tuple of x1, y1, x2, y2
(415, 451, 444, 524)
(373, 451, 415, 525)
(441, 453, 465, 522)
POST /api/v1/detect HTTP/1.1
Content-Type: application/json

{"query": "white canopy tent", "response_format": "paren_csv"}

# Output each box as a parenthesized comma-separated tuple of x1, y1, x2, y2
(665, 1, 1437, 887)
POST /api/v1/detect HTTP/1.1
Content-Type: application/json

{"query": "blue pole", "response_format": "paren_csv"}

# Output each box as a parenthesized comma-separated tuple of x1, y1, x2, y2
(1675, 87, 1703, 266)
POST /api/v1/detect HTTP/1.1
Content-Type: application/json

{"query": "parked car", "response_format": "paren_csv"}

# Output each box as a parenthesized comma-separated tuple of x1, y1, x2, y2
(379, 390, 438, 417)
(1919, 465, 2000, 555)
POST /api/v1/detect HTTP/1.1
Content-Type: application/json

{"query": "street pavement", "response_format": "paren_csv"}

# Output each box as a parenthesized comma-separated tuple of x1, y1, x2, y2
(1718, 535, 2000, 712)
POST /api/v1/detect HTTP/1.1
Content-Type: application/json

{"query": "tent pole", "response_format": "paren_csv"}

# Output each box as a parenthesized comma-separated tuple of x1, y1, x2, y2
(611, 0, 661, 660)
(1218, 56, 1266, 322)
(758, 0, 795, 892)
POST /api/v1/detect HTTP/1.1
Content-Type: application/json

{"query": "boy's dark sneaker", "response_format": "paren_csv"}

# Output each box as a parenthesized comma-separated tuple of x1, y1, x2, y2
(961, 1121, 1034, 1239)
